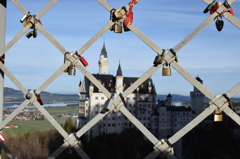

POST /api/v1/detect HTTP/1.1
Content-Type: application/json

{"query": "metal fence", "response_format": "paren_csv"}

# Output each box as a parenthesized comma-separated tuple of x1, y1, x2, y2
(0, 0, 240, 158)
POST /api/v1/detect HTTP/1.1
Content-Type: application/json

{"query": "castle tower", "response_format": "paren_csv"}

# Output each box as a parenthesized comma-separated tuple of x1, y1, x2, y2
(98, 41, 109, 74)
(115, 62, 124, 94)
(166, 93, 172, 106)
(190, 77, 205, 115)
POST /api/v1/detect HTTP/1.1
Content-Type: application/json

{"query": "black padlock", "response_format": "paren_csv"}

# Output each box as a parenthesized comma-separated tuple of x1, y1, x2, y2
(203, 1, 215, 14)
(215, 19, 224, 31)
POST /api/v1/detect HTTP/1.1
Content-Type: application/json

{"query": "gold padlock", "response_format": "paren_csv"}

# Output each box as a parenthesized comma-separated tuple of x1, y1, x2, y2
(162, 64, 171, 76)
(214, 108, 223, 122)
(114, 12, 123, 19)
(23, 21, 30, 27)
(214, 114, 223, 122)
(114, 8, 126, 19)
(114, 22, 122, 33)
(25, 31, 33, 39)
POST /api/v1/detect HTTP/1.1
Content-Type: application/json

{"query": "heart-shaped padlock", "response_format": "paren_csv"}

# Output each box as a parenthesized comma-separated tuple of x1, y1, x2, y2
(215, 19, 224, 31)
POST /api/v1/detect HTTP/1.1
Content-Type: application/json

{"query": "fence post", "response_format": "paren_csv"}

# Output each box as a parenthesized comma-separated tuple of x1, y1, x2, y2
(0, 0, 6, 158)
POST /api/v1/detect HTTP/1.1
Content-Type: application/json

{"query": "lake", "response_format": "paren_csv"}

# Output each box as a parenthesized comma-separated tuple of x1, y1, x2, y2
(3, 102, 78, 108)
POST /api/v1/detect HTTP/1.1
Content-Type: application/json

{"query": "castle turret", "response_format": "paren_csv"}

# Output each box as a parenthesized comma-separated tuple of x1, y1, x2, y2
(190, 77, 205, 115)
(98, 41, 109, 74)
(165, 93, 172, 106)
(115, 62, 124, 94)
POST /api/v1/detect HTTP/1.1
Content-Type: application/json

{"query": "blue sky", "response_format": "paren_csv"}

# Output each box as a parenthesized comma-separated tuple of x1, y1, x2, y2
(3, 0, 240, 98)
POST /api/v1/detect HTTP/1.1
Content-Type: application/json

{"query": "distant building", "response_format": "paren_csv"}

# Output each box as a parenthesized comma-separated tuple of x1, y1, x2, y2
(77, 43, 205, 159)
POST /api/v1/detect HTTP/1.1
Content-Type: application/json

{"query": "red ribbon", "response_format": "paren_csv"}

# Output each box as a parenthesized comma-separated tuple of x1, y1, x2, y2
(124, 0, 138, 27)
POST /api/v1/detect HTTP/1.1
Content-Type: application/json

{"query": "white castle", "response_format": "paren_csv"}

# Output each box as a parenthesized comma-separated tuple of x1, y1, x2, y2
(77, 43, 205, 159)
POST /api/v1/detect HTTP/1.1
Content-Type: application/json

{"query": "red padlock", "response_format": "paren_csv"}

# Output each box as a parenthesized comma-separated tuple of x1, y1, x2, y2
(79, 56, 89, 67)
(210, 2, 220, 14)
(228, 8, 234, 16)
(0, 56, 4, 64)
(37, 94, 44, 106)
(37, 20, 42, 25)
(0, 133, 6, 142)
(66, 148, 73, 154)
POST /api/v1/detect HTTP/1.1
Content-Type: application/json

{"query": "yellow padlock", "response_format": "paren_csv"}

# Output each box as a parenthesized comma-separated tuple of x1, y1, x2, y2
(214, 114, 223, 122)
(23, 21, 30, 27)
(114, 22, 122, 33)
(162, 64, 171, 76)
(214, 108, 223, 122)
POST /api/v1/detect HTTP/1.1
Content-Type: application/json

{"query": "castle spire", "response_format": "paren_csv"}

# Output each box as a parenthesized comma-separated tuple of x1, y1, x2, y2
(98, 40, 109, 74)
(116, 61, 122, 76)
(100, 40, 108, 58)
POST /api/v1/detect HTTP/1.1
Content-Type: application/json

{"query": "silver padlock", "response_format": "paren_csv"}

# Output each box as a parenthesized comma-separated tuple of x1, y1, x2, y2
(68, 65, 76, 75)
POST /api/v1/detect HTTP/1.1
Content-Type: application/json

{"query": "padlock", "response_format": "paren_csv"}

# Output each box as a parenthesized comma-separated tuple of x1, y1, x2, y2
(162, 64, 171, 76)
(114, 12, 123, 19)
(203, 1, 215, 14)
(123, 23, 130, 32)
(109, 24, 114, 31)
(79, 56, 89, 67)
(37, 94, 43, 106)
(214, 108, 223, 122)
(0, 133, 6, 142)
(153, 55, 161, 66)
(114, 22, 122, 33)
(215, 19, 224, 31)
(26, 31, 33, 38)
(114, 7, 126, 19)
(228, 8, 234, 16)
(68, 65, 76, 75)
(33, 29, 37, 38)
(214, 114, 223, 122)
(23, 20, 30, 27)
(210, 2, 221, 14)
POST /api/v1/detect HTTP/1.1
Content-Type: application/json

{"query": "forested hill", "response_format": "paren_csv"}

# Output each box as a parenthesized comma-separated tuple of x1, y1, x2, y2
(3, 87, 79, 103)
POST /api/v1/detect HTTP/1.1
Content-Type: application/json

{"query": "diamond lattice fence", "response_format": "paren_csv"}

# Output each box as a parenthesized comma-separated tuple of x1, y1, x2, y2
(0, 0, 240, 158)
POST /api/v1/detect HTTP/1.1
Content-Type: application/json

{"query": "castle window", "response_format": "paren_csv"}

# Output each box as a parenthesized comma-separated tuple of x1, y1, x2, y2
(101, 97, 104, 100)
(108, 124, 111, 127)
(148, 104, 151, 107)
(141, 84, 144, 88)
(102, 83, 105, 86)
(112, 117, 115, 120)
(126, 97, 130, 100)
(95, 97, 98, 100)
(148, 123, 150, 126)
(133, 97, 136, 100)
(112, 124, 115, 126)
(108, 83, 111, 87)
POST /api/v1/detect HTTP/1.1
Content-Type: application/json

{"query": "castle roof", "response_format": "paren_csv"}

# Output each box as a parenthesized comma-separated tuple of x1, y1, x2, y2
(116, 63, 122, 76)
(100, 42, 108, 58)
(84, 74, 156, 94)
(167, 93, 172, 97)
